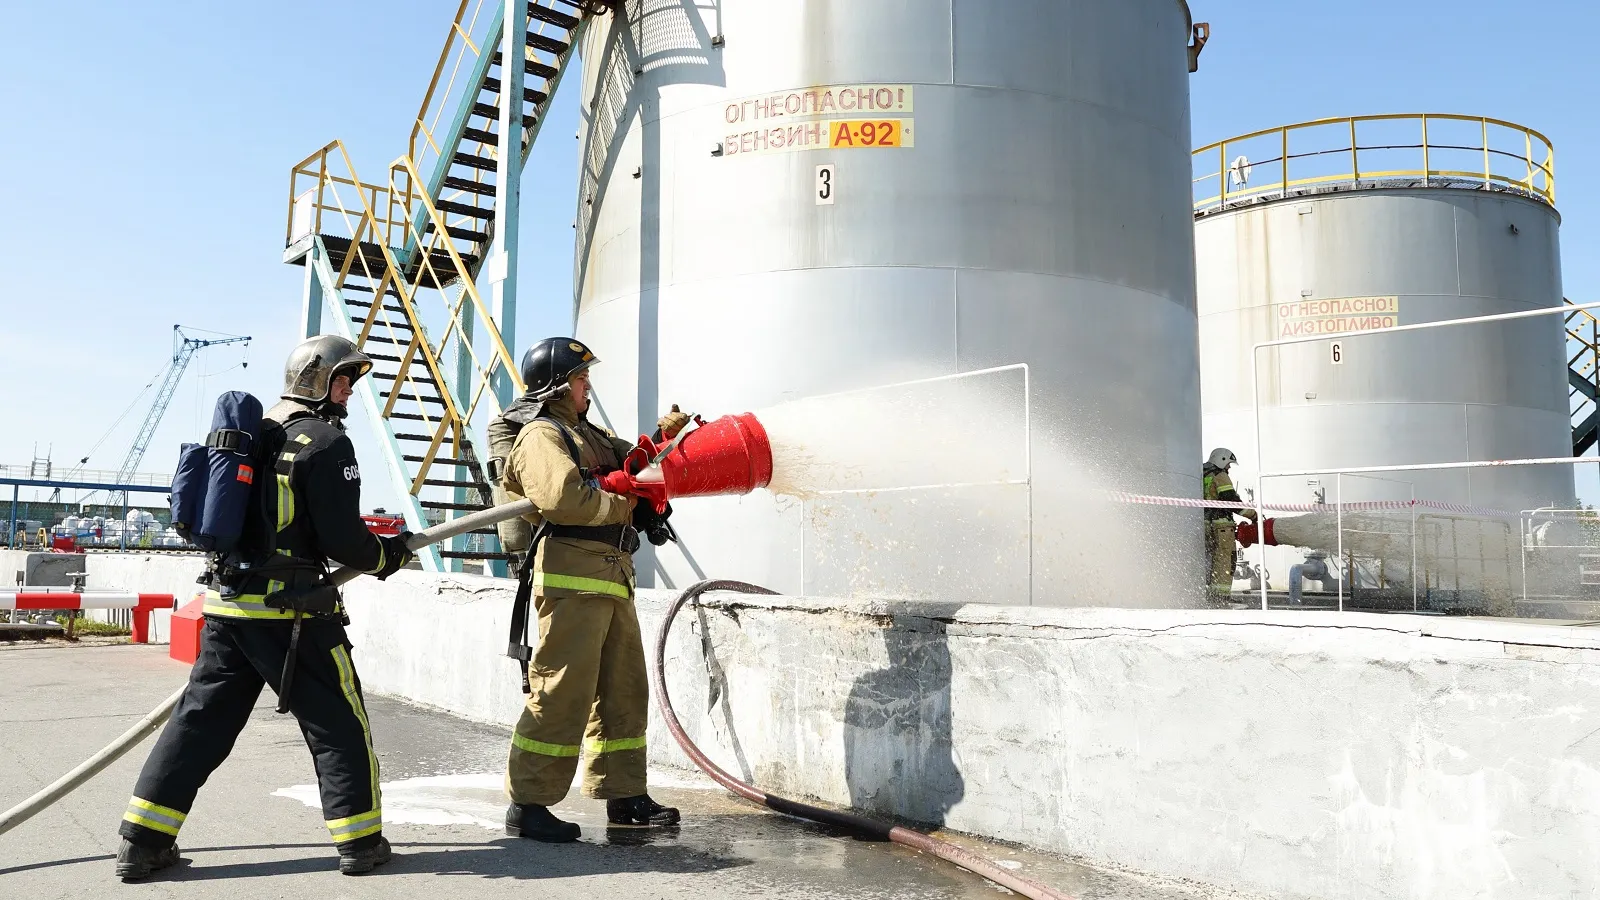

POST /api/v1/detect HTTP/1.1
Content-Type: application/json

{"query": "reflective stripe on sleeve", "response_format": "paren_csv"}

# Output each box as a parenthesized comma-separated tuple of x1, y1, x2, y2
(123, 797, 186, 836)
(511, 733, 582, 757)
(531, 573, 630, 599)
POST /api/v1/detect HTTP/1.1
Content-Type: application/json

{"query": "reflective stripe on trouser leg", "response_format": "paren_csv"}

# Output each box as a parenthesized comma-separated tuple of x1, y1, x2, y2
(325, 644, 381, 842)
(506, 592, 618, 807)
(119, 619, 266, 848)
(582, 592, 649, 800)
(122, 797, 187, 836)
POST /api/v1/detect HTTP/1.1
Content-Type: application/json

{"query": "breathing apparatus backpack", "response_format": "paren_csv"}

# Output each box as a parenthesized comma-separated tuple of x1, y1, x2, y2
(170, 392, 269, 553)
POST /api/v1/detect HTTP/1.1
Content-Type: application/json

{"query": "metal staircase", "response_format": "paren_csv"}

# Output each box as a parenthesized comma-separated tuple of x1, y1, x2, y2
(281, 0, 596, 572)
(1570, 299, 1600, 457)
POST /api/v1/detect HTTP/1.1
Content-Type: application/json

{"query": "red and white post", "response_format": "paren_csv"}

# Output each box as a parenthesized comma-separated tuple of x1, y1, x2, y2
(0, 593, 174, 643)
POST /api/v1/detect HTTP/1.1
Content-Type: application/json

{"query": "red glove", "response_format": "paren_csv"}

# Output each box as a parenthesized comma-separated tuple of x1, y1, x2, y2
(599, 469, 670, 513)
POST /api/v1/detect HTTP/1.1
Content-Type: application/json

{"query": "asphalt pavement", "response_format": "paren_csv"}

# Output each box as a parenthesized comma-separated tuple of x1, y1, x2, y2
(0, 641, 1241, 899)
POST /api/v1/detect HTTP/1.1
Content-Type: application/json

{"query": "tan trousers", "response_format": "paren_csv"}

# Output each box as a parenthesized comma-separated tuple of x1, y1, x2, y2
(1206, 519, 1238, 593)
(505, 592, 649, 806)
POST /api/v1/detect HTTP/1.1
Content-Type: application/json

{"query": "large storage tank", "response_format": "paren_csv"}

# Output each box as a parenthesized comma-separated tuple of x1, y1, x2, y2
(1195, 115, 1574, 599)
(573, 0, 1207, 606)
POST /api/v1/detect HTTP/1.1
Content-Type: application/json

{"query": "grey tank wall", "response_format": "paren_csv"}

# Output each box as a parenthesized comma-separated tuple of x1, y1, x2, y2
(571, 0, 1204, 606)
(1197, 187, 1573, 512)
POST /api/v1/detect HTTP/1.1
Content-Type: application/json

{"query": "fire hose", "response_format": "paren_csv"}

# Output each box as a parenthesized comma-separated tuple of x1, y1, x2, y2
(653, 580, 1074, 900)
(3, 412, 1072, 897)
(0, 499, 535, 837)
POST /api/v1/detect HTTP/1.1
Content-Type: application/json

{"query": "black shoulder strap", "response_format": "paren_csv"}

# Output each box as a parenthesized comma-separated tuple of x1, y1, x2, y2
(505, 410, 578, 693)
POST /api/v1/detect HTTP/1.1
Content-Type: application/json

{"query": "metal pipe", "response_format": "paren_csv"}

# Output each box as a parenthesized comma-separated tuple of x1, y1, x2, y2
(0, 499, 536, 837)
(653, 580, 1076, 900)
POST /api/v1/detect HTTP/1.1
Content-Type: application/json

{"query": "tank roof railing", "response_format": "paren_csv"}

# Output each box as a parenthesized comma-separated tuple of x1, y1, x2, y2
(1193, 114, 1555, 216)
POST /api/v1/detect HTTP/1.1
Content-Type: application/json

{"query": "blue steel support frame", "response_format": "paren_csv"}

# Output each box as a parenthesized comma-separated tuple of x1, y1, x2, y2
(1, 477, 172, 550)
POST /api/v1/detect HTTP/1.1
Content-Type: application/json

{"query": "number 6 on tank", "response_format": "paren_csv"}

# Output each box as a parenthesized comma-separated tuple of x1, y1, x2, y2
(815, 164, 835, 205)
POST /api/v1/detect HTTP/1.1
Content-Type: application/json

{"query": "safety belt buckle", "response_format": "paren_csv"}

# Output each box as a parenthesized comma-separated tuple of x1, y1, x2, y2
(506, 643, 533, 662)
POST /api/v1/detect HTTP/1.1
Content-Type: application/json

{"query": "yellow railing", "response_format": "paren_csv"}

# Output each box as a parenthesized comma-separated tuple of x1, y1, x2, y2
(405, 0, 589, 218)
(285, 141, 525, 495)
(1193, 114, 1555, 214)
(407, 0, 493, 191)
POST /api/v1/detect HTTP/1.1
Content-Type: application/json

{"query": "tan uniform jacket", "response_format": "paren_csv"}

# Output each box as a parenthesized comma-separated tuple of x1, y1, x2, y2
(502, 401, 638, 600)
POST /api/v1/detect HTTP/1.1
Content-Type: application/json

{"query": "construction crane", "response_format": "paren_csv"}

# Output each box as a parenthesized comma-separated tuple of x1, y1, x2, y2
(106, 325, 252, 505)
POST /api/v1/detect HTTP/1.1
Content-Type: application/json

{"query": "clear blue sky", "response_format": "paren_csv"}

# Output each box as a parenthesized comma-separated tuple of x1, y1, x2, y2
(1, 0, 1596, 513)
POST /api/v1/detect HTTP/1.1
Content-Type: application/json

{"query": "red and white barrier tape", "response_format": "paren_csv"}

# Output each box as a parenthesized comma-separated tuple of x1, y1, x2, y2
(1104, 492, 1518, 520)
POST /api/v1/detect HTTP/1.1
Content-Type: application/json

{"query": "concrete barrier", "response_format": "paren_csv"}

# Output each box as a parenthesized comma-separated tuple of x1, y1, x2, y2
(81, 553, 206, 643)
(0, 550, 85, 588)
(83, 555, 1600, 899)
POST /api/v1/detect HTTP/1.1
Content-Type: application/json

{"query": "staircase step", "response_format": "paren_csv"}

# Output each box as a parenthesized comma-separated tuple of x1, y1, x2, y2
(342, 284, 403, 299)
(361, 334, 415, 346)
(529, 4, 580, 29)
(462, 127, 500, 147)
(425, 479, 492, 489)
(439, 551, 515, 561)
(345, 297, 407, 313)
(467, 528, 499, 536)
(370, 371, 438, 385)
(354, 315, 413, 332)
(394, 434, 475, 449)
(363, 352, 403, 363)
(444, 175, 497, 196)
(405, 455, 474, 465)
(436, 199, 495, 219)
(426, 222, 490, 244)
(489, 53, 560, 81)
(386, 412, 427, 421)
(525, 31, 570, 55)
(453, 152, 497, 172)
(480, 77, 549, 107)
(381, 391, 447, 406)
(420, 501, 492, 511)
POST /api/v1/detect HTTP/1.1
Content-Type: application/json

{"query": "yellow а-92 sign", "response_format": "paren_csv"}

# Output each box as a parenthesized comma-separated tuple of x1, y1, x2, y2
(720, 84, 916, 157)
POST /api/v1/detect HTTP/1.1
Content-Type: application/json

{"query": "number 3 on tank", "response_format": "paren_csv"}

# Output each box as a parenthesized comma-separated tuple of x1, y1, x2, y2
(815, 164, 835, 205)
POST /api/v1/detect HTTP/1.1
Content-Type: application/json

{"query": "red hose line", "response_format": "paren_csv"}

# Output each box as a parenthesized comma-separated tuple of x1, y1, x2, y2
(651, 580, 1076, 900)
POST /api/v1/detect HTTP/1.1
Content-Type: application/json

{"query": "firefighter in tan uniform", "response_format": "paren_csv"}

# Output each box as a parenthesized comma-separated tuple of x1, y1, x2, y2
(1203, 447, 1257, 600)
(498, 337, 683, 842)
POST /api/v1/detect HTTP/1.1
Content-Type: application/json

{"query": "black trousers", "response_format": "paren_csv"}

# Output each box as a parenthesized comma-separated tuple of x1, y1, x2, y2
(118, 616, 382, 851)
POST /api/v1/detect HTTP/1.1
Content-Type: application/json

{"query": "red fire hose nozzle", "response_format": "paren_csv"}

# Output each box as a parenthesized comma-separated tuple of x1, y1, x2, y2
(597, 412, 774, 513)
(1236, 517, 1276, 548)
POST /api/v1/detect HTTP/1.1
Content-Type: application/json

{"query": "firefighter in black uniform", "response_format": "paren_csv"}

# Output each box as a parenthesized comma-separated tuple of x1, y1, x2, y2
(115, 335, 414, 880)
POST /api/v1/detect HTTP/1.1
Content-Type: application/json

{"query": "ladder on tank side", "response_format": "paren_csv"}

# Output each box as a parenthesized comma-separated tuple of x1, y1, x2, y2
(1569, 299, 1600, 457)
(281, 0, 596, 573)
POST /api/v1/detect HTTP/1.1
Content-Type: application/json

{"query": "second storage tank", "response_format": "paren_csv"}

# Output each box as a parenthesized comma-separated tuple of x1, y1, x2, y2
(1195, 114, 1574, 597)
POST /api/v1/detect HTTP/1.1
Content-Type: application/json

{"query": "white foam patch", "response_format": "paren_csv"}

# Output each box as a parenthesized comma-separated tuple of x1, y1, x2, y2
(273, 768, 718, 830)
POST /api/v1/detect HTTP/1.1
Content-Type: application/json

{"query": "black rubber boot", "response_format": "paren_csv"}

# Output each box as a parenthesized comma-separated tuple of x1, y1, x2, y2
(114, 839, 179, 881)
(338, 835, 393, 875)
(606, 795, 681, 827)
(505, 803, 581, 842)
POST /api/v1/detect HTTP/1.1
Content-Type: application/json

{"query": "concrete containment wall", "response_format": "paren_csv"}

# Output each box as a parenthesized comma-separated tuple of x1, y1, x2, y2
(79, 557, 1600, 899)
(1, 549, 86, 587)
(81, 553, 207, 643)
(338, 573, 1600, 900)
